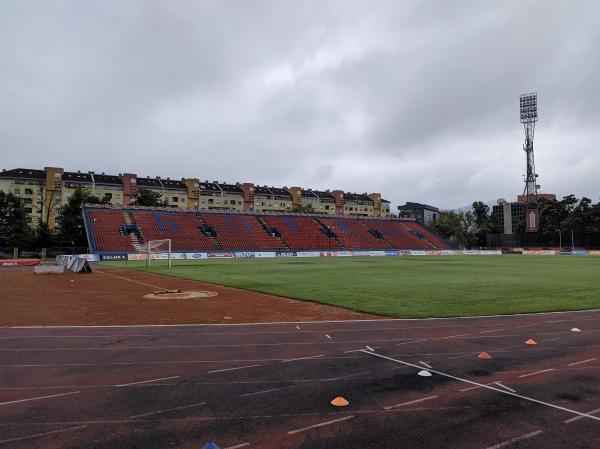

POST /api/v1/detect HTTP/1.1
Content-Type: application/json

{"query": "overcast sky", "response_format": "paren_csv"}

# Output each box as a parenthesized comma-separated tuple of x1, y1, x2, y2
(1, 1, 599, 209)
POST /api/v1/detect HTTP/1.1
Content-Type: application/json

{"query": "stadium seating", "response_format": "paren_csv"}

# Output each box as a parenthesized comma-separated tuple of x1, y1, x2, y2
(401, 221, 452, 249)
(319, 217, 392, 250)
(363, 220, 433, 249)
(130, 211, 216, 250)
(87, 210, 135, 252)
(84, 207, 453, 253)
(261, 215, 343, 250)
(201, 213, 285, 250)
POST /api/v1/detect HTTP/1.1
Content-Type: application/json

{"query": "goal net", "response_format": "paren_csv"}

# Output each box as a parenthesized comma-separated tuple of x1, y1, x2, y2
(145, 239, 172, 269)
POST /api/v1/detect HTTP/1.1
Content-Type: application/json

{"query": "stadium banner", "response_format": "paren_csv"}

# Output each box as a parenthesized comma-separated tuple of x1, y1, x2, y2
(277, 251, 297, 257)
(589, 250, 600, 256)
(398, 250, 412, 256)
(336, 251, 353, 257)
(352, 250, 370, 256)
(185, 252, 208, 260)
(168, 252, 186, 260)
(441, 250, 459, 256)
(234, 252, 255, 259)
(126, 253, 145, 261)
(255, 252, 277, 258)
(385, 250, 399, 257)
(296, 251, 321, 257)
(208, 252, 235, 258)
(102, 253, 127, 261)
(75, 253, 100, 262)
(477, 250, 502, 255)
(426, 250, 442, 256)
(532, 250, 553, 255)
(410, 250, 427, 256)
(522, 250, 557, 256)
(572, 250, 589, 256)
(369, 251, 386, 257)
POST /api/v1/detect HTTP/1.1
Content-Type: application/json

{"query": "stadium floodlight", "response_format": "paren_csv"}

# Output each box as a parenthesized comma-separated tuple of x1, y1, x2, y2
(519, 92, 538, 123)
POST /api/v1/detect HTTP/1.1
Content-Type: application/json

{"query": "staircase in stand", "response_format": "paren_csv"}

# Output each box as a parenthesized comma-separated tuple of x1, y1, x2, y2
(256, 216, 290, 250)
(197, 215, 223, 250)
(398, 222, 437, 249)
(314, 217, 347, 251)
(122, 211, 144, 252)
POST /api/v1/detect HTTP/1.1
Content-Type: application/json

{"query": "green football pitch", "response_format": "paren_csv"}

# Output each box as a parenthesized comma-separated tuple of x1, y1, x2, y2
(109, 256, 600, 318)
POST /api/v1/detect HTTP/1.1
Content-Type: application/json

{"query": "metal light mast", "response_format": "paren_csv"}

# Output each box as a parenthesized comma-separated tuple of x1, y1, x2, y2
(519, 92, 540, 232)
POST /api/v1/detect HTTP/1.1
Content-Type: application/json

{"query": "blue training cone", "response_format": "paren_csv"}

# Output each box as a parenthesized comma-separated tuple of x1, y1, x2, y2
(202, 442, 221, 449)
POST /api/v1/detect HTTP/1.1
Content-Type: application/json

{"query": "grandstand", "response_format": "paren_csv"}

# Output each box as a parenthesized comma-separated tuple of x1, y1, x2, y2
(84, 206, 452, 254)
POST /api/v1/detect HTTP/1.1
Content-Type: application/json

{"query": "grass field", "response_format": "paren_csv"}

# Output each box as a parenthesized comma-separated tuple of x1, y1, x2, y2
(110, 256, 600, 318)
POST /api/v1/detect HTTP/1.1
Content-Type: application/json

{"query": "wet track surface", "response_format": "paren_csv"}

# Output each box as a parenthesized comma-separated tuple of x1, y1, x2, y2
(1, 310, 599, 448)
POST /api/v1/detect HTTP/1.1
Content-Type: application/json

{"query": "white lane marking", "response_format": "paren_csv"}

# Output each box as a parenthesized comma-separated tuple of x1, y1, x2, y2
(420, 361, 432, 368)
(239, 388, 285, 397)
(568, 357, 597, 366)
(518, 369, 555, 378)
(325, 334, 332, 339)
(361, 351, 600, 422)
(115, 376, 179, 387)
(0, 391, 80, 406)
(129, 401, 207, 418)
(494, 382, 516, 393)
(327, 371, 370, 381)
(225, 443, 250, 449)
(481, 328, 506, 333)
(564, 407, 600, 423)
(365, 346, 374, 352)
(12, 306, 599, 328)
(384, 395, 438, 410)
(460, 383, 490, 392)
(397, 339, 428, 346)
(448, 353, 472, 360)
(295, 325, 301, 330)
(442, 333, 469, 339)
(0, 425, 88, 445)
(485, 430, 543, 449)
(208, 365, 260, 374)
(287, 415, 355, 435)
(282, 355, 324, 363)
(344, 347, 379, 353)
(515, 323, 539, 328)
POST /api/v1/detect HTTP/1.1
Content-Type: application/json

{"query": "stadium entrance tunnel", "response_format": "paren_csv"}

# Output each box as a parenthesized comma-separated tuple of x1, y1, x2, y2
(143, 290, 218, 300)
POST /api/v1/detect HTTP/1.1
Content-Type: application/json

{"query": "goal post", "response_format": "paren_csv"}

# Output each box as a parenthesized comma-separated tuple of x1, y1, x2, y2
(145, 239, 172, 269)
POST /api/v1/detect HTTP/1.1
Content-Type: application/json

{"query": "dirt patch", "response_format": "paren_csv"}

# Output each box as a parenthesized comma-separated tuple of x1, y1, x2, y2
(0, 265, 379, 325)
(143, 290, 218, 300)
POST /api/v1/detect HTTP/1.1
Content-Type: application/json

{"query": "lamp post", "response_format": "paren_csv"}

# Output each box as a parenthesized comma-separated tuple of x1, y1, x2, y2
(555, 229, 561, 252)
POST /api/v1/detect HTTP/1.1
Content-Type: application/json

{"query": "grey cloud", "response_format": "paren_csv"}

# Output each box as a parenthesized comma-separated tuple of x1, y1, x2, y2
(1, 0, 599, 209)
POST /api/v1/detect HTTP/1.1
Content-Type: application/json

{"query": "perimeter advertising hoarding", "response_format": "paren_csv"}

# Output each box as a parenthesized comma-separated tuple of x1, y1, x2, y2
(589, 250, 600, 256)
(255, 252, 277, 258)
(75, 254, 101, 262)
(572, 250, 589, 256)
(186, 253, 208, 260)
(101, 254, 127, 261)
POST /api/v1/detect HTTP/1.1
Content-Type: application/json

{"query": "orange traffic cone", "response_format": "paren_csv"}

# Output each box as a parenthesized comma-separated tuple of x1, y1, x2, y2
(331, 396, 349, 407)
(478, 352, 492, 359)
(525, 339, 537, 345)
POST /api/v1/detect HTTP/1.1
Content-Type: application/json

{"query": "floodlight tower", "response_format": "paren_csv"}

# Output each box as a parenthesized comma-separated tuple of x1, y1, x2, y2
(519, 92, 540, 232)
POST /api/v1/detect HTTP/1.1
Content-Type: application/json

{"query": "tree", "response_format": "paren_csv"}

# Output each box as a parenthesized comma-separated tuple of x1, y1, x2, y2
(57, 188, 109, 247)
(0, 191, 32, 247)
(431, 210, 477, 248)
(472, 201, 492, 246)
(133, 188, 168, 207)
